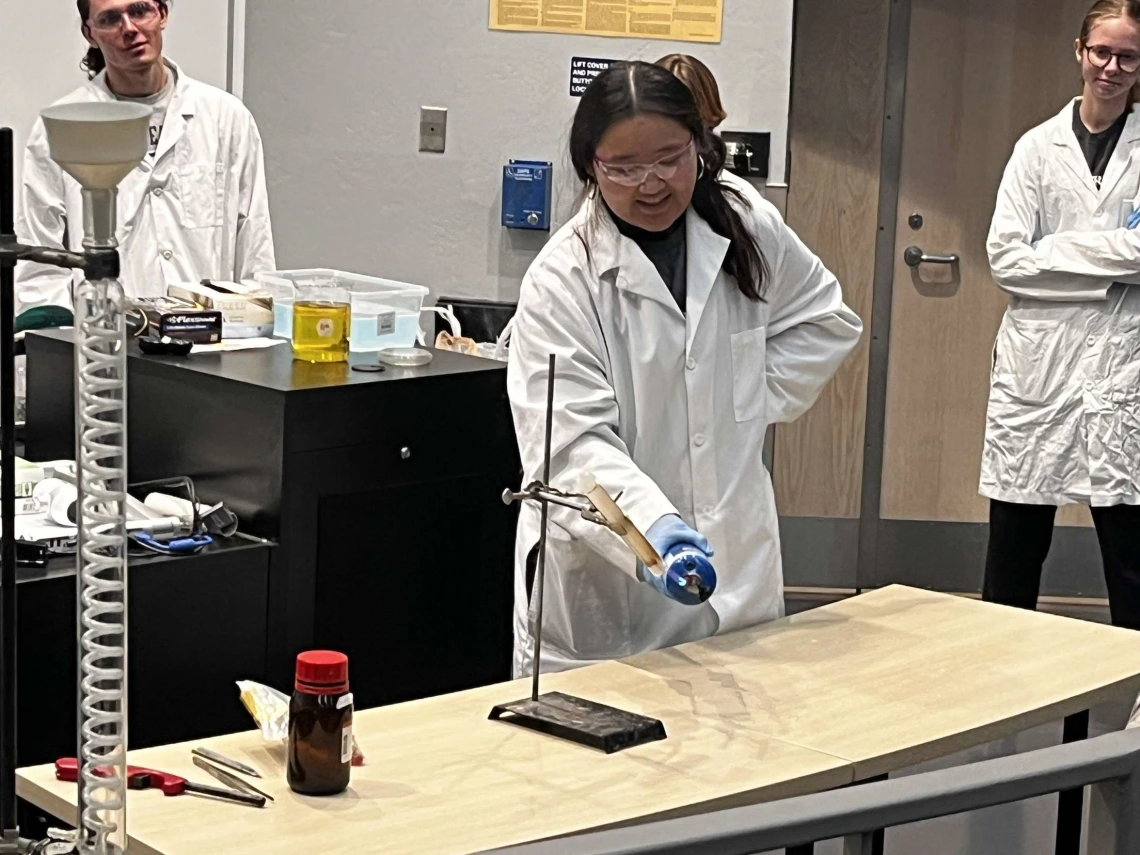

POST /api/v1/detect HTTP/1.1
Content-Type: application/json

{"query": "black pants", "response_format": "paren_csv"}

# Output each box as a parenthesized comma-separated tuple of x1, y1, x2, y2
(983, 500, 1140, 630)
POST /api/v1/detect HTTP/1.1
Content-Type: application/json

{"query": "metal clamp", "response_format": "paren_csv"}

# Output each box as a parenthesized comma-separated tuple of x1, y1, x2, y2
(501, 484, 610, 528)
(904, 246, 959, 267)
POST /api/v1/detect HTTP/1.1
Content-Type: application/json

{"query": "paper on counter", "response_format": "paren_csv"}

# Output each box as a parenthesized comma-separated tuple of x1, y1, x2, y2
(191, 338, 286, 354)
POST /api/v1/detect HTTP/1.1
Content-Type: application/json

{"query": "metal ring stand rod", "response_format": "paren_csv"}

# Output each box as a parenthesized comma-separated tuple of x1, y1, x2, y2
(0, 126, 21, 853)
(530, 353, 556, 699)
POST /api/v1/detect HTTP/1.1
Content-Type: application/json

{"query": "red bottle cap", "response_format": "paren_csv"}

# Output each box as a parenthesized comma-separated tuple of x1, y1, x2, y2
(295, 650, 349, 695)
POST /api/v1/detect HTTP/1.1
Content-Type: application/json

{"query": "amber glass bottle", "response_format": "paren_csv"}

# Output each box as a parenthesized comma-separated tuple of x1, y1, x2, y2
(287, 650, 352, 795)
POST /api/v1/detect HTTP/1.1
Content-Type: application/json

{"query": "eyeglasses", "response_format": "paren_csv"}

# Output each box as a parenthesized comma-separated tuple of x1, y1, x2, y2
(1085, 44, 1140, 73)
(594, 139, 695, 187)
(89, 1, 162, 32)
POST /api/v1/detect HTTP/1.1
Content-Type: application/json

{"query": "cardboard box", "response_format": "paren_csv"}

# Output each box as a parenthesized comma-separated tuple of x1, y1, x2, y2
(166, 280, 275, 339)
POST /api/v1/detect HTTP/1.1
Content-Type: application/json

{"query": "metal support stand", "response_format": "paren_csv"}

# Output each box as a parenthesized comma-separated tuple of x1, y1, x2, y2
(0, 129, 41, 855)
(0, 128, 28, 855)
(489, 354, 667, 754)
(1, 117, 139, 854)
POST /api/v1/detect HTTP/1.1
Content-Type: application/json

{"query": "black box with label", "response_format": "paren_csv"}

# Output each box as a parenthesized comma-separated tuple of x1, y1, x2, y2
(136, 299, 223, 344)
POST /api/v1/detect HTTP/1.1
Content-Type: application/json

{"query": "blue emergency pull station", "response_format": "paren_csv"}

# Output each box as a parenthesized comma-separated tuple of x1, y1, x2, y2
(502, 160, 552, 231)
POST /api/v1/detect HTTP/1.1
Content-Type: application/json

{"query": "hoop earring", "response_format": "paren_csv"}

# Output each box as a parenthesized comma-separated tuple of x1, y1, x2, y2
(697, 156, 706, 179)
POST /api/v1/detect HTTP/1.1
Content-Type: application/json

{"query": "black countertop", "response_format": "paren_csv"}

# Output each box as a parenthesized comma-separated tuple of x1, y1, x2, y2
(30, 328, 505, 393)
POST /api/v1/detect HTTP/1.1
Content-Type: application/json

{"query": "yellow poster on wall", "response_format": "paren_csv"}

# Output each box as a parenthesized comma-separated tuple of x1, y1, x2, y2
(489, 0, 723, 44)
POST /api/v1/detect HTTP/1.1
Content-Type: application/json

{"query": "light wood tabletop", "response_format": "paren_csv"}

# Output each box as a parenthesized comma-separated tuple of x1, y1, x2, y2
(626, 585, 1140, 778)
(18, 586, 1140, 855)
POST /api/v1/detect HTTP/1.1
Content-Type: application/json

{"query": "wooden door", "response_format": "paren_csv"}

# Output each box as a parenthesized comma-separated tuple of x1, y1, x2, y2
(879, 0, 1094, 529)
(772, 0, 889, 591)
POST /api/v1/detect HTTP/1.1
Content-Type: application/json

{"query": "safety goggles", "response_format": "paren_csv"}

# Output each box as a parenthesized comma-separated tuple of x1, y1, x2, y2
(1085, 44, 1140, 74)
(89, 1, 162, 32)
(594, 139, 695, 187)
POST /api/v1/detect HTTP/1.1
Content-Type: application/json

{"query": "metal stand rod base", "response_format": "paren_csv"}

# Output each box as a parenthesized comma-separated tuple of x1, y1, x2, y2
(490, 692, 666, 754)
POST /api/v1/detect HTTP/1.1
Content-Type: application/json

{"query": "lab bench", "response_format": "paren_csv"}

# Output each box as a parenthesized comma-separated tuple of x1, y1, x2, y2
(16, 586, 1140, 855)
(24, 330, 519, 708)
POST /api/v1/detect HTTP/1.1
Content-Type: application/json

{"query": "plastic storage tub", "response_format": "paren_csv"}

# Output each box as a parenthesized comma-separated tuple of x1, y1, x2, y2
(254, 268, 429, 351)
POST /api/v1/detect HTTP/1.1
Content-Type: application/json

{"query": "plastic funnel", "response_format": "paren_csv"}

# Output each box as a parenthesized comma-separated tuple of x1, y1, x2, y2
(40, 102, 150, 190)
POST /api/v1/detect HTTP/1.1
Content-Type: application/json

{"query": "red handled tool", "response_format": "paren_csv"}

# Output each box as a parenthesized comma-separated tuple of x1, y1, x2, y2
(55, 758, 265, 808)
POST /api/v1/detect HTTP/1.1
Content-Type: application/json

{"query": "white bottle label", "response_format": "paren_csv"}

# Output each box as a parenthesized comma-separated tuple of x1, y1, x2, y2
(341, 721, 353, 764)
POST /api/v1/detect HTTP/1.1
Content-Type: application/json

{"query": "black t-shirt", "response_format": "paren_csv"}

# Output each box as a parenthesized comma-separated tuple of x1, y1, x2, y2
(1072, 102, 1129, 188)
(608, 207, 688, 313)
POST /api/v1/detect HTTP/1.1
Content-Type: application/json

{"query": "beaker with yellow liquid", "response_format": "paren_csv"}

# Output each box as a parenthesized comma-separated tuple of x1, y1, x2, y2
(292, 284, 351, 363)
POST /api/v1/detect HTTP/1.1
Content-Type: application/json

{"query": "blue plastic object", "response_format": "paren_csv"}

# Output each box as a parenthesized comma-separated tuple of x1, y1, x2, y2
(1127, 208, 1140, 229)
(643, 515, 717, 606)
(654, 544, 718, 606)
(502, 160, 552, 230)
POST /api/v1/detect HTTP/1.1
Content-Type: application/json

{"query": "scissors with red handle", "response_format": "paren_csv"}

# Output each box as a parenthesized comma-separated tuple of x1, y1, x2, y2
(55, 758, 265, 808)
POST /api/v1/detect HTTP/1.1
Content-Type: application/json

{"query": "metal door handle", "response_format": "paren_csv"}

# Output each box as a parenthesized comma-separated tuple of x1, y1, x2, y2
(904, 246, 959, 267)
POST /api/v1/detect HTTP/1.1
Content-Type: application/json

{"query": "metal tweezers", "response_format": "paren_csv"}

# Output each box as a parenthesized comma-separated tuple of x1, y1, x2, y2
(192, 756, 275, 803)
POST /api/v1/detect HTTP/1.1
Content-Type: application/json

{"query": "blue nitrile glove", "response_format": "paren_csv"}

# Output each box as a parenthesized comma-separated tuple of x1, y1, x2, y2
(1127, 208, 1140, 229)
(641, 515, 718, 606)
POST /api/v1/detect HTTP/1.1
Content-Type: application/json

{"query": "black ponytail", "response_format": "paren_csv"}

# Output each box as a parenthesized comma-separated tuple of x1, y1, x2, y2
(81, 45, 106, 79)
(569, 61, 769, 301)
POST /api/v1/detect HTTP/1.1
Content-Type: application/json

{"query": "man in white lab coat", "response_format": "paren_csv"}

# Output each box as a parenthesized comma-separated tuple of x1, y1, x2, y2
(15, 0, 275, 312)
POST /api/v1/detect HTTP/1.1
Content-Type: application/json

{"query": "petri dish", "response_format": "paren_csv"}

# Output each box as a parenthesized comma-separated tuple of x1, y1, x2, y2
(378, 347, 434, 368)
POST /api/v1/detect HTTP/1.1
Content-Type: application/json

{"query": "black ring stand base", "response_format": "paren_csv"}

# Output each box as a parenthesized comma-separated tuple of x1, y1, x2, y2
(489, 692, 667, 754)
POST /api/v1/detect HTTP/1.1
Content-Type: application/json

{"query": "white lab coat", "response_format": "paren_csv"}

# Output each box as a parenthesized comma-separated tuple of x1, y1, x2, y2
(983, 99, 1140, 507)
(15, 61, 275, 313)
(507, 180, 863, 676)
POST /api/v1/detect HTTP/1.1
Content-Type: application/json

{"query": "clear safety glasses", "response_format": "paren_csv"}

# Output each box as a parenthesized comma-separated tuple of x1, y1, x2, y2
(594, 139, 695, 187)
(1085, 44, 1140, 74)
(89, 1, 162, 32)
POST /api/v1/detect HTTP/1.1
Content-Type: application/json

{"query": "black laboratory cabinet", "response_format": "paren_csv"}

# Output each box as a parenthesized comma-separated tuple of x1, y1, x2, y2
(17, 537, 272, 767)
(25, 331, 520, 709)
